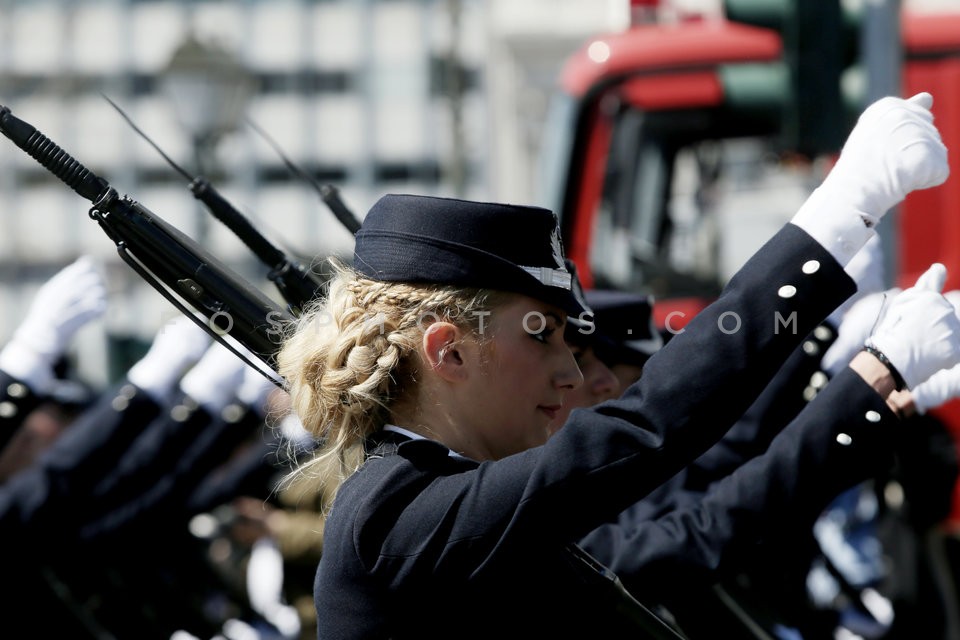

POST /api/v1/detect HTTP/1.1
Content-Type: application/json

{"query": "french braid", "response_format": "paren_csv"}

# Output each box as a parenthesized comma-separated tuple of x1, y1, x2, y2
(278, 259, 506, 489)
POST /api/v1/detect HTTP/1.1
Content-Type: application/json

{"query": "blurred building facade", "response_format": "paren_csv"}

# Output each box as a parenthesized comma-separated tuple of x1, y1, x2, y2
(1, 0, 943, 386)
(0, 0, 626, 386)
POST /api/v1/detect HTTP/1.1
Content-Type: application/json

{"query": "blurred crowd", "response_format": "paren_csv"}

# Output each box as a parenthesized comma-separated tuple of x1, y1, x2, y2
(0, 256, 331, 640)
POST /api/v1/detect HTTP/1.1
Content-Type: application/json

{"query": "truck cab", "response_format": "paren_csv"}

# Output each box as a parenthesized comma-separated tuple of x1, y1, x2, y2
(540, 2, 960, 520)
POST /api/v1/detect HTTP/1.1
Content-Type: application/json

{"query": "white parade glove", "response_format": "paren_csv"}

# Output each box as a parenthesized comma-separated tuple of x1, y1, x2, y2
(826, 92, 948, 221)
(179, 341, 249, 415)
(822, 289, 898, 377)
(911, 290, 960, 413)
(911, 363, 960, 414)
(279, 410, 316, 450)
(849, 234, 888, 298)
(127, 316, 212, 404)
(943, 290, 960, 313)
(0, 256, 107, 394)
(246, 537, 302, 639)
(866, 263, 960, 389)
(792, 92, 949, 266)
(827, 235, 887, 327)
(236, 363, 277, 418)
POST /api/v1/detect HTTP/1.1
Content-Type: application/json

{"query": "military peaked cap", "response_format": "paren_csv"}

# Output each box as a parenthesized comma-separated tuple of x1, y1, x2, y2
(353, 194, 587, 316)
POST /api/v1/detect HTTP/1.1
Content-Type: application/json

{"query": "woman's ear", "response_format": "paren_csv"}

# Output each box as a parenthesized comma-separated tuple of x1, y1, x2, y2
(423, 322, 468, 381)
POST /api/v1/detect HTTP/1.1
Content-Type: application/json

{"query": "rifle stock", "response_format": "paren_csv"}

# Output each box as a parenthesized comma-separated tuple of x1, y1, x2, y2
(0, 104, 291, 377)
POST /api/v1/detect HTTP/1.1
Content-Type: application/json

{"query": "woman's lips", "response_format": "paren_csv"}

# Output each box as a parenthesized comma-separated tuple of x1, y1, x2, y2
(539, 405, 561, 421)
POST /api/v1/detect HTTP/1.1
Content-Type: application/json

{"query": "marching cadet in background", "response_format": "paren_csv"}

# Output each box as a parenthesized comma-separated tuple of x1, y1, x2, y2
(552, 280, 846, 637)
(279, 92, 956, 639)
(551, 242, 903, 637)
(555, 266, 624, 420)
(0, 256, 106, 452)
(0, 313, 211, 637)
(807, 287, 960, 639)
(579, 287, 662, 389)
(65, 338, 281, 640)
(563, 249, 960, 638)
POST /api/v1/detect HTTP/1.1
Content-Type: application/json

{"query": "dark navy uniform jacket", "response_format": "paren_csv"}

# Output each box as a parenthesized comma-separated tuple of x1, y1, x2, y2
(313, 225, 895, 639)
(76, 392, 264, 539)
(0, 370, 42, 451)
(0, 380, 164, 637)
(581, 367, 896, 599)
(0, 380, 268, 636)
(572, 322, 852, 636)
(587, 324, 838, 530)
(0, 380, 162, 539)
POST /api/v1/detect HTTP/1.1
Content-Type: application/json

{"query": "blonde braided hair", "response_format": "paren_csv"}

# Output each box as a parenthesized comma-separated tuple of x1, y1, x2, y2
(278, 259, 507, 490)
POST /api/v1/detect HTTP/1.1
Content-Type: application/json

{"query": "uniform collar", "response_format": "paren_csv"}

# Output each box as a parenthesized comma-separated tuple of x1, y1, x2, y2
(383, 424, 472, 460)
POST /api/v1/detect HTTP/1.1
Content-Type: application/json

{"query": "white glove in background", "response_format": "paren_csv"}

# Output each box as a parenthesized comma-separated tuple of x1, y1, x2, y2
(822, 290, 897, 377)
(912, 364, 960, 415)
(866, 263, 960, 389)
(909, 290, 960, 413)
(847, 234, 887, 295)
(828, 234, 887, 328)
(246, 537, 302, 639)
(0, 256, 107, 394)
(237, 362, 278, 418)
(791, 92, 950, 266)
(127, 316, 211, 404)
(180, 341, 249, 415)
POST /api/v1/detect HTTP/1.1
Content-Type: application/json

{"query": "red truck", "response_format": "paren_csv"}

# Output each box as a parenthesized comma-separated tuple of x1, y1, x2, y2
(540, 1, 960, 524)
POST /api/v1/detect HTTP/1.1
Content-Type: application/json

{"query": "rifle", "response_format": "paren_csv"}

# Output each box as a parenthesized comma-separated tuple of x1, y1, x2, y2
(245, 117, 362, 235)
(563, 544, 691, 639)
(0, 103, 289, 380)
(102, 95, 325, 315)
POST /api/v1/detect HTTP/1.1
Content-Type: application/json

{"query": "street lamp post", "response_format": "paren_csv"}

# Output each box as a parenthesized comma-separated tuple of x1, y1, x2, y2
(160, 33, 256, 242)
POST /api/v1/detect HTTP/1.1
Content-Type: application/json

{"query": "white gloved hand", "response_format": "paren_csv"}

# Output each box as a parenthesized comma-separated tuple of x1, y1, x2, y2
(791, 93, 949, 265)
(826, 92, 948, 221)
(0, 256, 107, 393)
(867, 263, 960, 389)
(847, 234, 887, 295)
(912, 363, 960, 414)
(911, 290, 960, 413)
(827, 235, 887, 327)
(127, 316, 212, 404)
(180, 341, 249, 415)
(943, 290, 960, 313)
(246, 537, 302, 638)
(822, 289, 897, 376)
(236, 363, 278, 417)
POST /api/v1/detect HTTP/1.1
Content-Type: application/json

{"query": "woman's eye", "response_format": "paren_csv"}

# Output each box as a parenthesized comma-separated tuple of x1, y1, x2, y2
(532, 327, 556, 343)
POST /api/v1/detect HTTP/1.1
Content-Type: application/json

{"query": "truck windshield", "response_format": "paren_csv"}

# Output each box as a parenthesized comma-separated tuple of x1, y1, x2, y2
(547, 91, 817, 301)
(537, 92, 578, 216)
